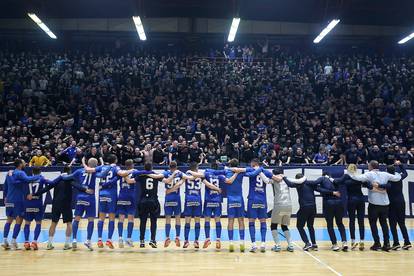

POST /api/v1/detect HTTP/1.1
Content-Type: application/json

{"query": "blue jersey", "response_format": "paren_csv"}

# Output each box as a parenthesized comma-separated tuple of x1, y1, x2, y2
(118, 174, 136, 200)
(246, 167, 272, 204)
(204, 171, 225, 203)
(185, 174, 203, 203)
(99, 164, 120, 197)
(63, 146, 77, 160)
(225, 169, 245, 203)
(163, 170, 183, 202)
(24, 176, 50, 205)
(68, 167, 103, 195)
(6, 169, 41, 203)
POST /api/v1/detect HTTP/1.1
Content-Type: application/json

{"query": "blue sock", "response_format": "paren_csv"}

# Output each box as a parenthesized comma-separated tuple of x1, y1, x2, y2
(3, 222, 11, 239)
(12, 223, 21, 239)
(216, 222, 222, 239)
(184, 223, 190, 241)
(239, 227, 245, 241)
(24, 224, 30, 241)
(72, 220, 79, 239)
(195, 223, 200, 241)
(118, 222, 124, 238)
(97, 220, 104, 240)
(260, 222, 267, 243)
(228, 228, 234, 241)
(204, 222, 210, 239)
(34, 223, 41, 241)
(87, 221, 94, 240)
(108, 221, 114, 240)
(175, 224, 181, 238)
(249, 222, 255, 243)
(165, 223, 171, 238)
(127, 222, 134, 239)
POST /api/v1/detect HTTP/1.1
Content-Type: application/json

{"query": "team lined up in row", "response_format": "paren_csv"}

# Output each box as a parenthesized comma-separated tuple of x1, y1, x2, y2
(2, 156, 411, 253)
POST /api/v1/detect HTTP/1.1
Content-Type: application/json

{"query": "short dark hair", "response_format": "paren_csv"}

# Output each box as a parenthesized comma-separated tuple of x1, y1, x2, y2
(125, 159, 134, 168)
(322, 170, 330, 177)
(107, 154, 117, 164)
(14, 159, 24, 168)
(228, 158, 239, 167)
(189, 162, 198, 171)
(251, 158, 260, 165)
(32, 167, 41, 175)
(369, 160, 379, 170)
(273, 168, 283, 175)
(295, 173, 304, 179)
(169, 161, 177, 169)
(144, 162, 152, 171)
(387, 165, 395, 174)
(63, 165, 71, 174)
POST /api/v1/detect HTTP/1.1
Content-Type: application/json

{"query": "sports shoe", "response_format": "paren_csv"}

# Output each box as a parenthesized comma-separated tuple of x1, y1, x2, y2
(271, 245, 281, 252)
(382, 243, 391, 252)
(106, 240, 114, 249)
(203, 239, 211, 249)
(72, 241, 77, 250)
(351, 241, 358, 250)
(149, 240, 157, 248)
(119, 238, 124, 248)
(97, 240, 104, 248)
(164, 238, 171, 248)
(11, 240, 19, 250)
(287, 245, 294, 252)
(342, 242, 348, 252)
(260, 243, 266, 253)
(31, 241, 38, 251)
(84, 241, 93, 251)
(249, 244, 258, 253)
(240, 242, 246, 253)
(63, 243, 72, 250)
(2, 241, 10, 250)
(311, 244, 318, 251)
(303, 243, 312, 251)
(331, 244, 340, 251)
(359, 241, 365, 251)
(370, 243, 381, 251)
(140, 240, 145, 248)
(175, 237, 180, 247)
(229, 243, 235, 252)
(126, 239, 134, 247)
(24, 242, 31, 250)
(402, 242, 412, 250)
(391, 243, 401, 251)
(183, 241, 190, 248)
(47, 242, 54, 250)
(215, 240, 221, 250)
(194, 241, 200, 249)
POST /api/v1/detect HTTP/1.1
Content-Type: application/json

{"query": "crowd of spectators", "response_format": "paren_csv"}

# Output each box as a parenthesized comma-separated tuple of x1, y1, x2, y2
(1, 45, 414, 167)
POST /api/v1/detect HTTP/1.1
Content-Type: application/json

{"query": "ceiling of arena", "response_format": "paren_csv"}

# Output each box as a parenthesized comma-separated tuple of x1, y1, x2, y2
(0, 0, 413, 27)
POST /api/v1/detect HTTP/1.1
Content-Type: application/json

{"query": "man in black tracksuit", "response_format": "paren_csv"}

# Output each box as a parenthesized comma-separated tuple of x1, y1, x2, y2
(31, 166, 94, 250)
(386, 162, 411, 250)
(313, 173, 348, 251)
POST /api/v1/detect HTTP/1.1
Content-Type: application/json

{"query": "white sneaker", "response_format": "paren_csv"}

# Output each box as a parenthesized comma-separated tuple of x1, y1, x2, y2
(2, 240, 10, 250)
(260, 243, 266, 253)
(126, 239, 134, 247)
(84, 241, 93, 251)
(331, 244, 340, 251)
(119, 238, 124, 248)
(249, 244, 258, 253)
(11, 240, 19, 250)
(63, 243, 72, 250)
(47, 242, 54, 250)
(72, 241, 77, 251)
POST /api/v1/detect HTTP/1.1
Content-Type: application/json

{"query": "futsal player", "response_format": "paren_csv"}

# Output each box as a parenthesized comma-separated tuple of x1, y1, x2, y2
(2, 159, 41, 250)
(260, 169, 294, 252)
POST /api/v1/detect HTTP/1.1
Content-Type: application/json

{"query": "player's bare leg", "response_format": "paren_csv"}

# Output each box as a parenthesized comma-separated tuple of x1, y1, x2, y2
(63, 222, 72, 250)
(238, 217, 246, 252)
(97, 212, 106, 248)
(106, 213, 115, 249)
(203, 216, 211, 248)
(164, 215, 172, 247)
(47, 221, 57, 250)
(214, 217, 222, 250)
(228, 218, 235, 252)
(2, 216, 14, 250)
(174, 215, 181, 247)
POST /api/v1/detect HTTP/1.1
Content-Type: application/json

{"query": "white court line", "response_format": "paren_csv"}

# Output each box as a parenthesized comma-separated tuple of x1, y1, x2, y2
(291, 241, 343, 276)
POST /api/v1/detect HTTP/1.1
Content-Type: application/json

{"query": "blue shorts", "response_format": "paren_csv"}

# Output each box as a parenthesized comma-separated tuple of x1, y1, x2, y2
(203, 202, 222, 217)
(99, 195, 117, 214)
(5, 201, 25, 218)
(164, 201, 181, 216)
(183, 201, 202, 217)
(117, 198, 136, 216)
(74, 196, 96, 218)
(247, 200, 267, 219)
(227, 200, 245, 218)
(24, 201, 44, 221)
